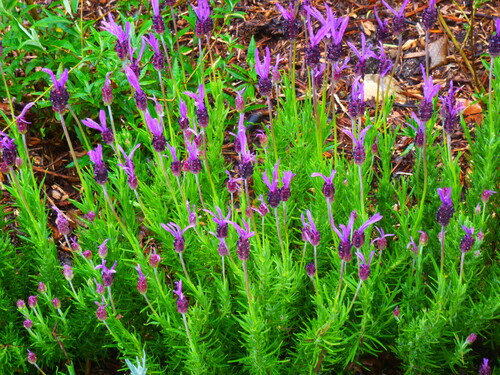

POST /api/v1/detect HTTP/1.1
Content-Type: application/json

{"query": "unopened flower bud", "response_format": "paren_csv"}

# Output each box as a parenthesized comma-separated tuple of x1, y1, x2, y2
(27, 350, 37, 364)
(82, 249, 93, 259)
(23, 319, 33, 330)
(466, 333, 477, 344)
(306, 262, 316, 278)
(393, 305, 400, 318)
(63, 265, 74, 281)
(28, 296, 38, 309)
(52, 297, 61, 309)
(38, 282, 47, 293)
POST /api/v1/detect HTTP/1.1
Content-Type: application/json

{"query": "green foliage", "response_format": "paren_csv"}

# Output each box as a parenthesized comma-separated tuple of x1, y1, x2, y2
(0, 0, 498, 374)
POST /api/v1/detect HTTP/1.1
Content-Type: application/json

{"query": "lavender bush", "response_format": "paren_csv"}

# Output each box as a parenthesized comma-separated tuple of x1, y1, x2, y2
(0, 0, 498, 374)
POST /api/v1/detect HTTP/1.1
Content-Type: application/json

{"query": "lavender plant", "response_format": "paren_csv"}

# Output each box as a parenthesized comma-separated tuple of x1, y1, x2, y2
(0, 2, 498, 375)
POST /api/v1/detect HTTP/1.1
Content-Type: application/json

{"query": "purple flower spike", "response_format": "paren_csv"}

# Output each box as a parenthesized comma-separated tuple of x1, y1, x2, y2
(378, 42, 393, 78)
(184, 84, 209, 128)
(382, 0, 410, 35)
(192, 0, 213, 37)
(263, 161, 281, 208)
(237, 121, 256, 180)
(98, 238, 109, 258)
(312, 63, 326, 87)
(161, 222, 194, 253)
(101, 14, 130, 60)
(128, 38, 146, 77)
(226, 170, 243, 194)
(281, 170, 296, 202)
(88, 144, 108, 185)
(489, 19, 500, 57)
(151, 0, 165, 34)
(253, 195, 270, 217)
(118, 144, 141, 190)
(304, 7, 329, 67)
(186, 201, 197, 227)
(145, 110, 166, 152)
(348, 76, 366, 118)
(331, 211, 357, 262)
(352, 212, 383, 249)
(16, 102, 35, 134)
(407, 112, 426, 148)
(178, 100, 189, 130)
(332, 57, 350, 82)
(440, 81, 464, 135)
(419, 65, 440, 122)
(436, 187, 454, 227)
(186, 140, 202, 174)
(301, 210, 321, 247)
(95, 297, 108, 321)
(460, 226, 475, 253)
(124, 66, 147, 111)
(235, 87, 246, 112)
(347, 33, 377, 76)
(374, 7, 390, 42)
(371, 226, 394, 251)
(95, 259, 117, 287)
(422, 0, 438, 31)
(82, 110, 114, 145)
(42, 68, 69, 113)
(144, 34, 165, 71)
(174, 280, 189, 314)
(479, 358, 491, 375)
(342, 126, 372, 165)
(52, 206, 70, 236)
(102, 72, 114, 105)
(481, 189, 497, 204)
(272, 54, 282, 84)
(311, 170, 337, 204)
(255, 47, 272, 97)
(326, 7, 349, 62)
(230, 218, 255, 261)
(203, 206, 231, 239)
(356, 250, 375, 281)
(0, 134, 18, 167)
(276, 2, 300, 40)
(135, 264, 148, 294)
(166, 144, 181, 176)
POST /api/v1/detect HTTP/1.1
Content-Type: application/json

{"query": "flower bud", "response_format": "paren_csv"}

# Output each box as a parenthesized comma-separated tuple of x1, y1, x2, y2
(306, 262, 316, 278)
(52, 297, 61, 310)
(82, 250, 93, 259)
(28, 296, 38, 309)
(466, 333, 477, 344)
(63, 265, 74, 281)
(27, 350, 37, 365)
(23, 319, 33, 330)
(37, 282, 47, 294)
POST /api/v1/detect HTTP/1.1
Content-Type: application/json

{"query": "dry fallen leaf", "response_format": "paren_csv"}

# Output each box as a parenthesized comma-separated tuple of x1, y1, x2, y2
(459, 98, 483, 125)
(361, 20, 376, 36)
(402, 39, 418, 51)
(429, 36, 448, 69)
(363, 74, 404, 103)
